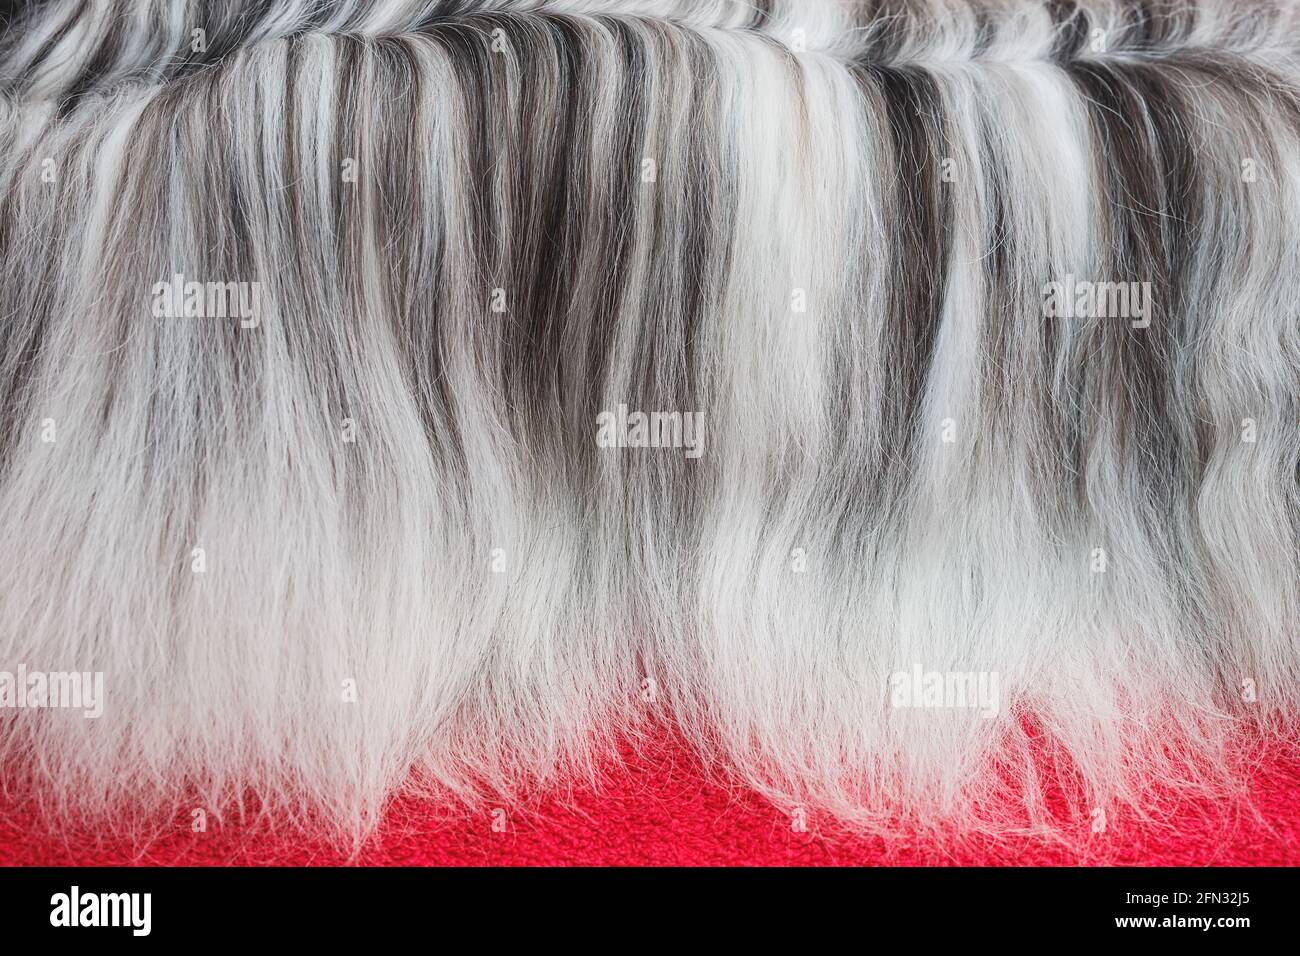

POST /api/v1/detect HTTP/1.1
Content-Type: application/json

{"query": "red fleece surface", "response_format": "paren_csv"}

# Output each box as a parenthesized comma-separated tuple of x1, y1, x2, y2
(1, 735, 1296, 866)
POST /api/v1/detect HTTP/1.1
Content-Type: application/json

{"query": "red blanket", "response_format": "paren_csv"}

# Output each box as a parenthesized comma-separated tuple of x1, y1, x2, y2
(2, 735, 1295, 866)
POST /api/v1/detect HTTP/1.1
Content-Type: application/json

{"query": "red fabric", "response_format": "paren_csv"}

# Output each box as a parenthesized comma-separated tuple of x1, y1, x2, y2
(2, 735, 1296, 866)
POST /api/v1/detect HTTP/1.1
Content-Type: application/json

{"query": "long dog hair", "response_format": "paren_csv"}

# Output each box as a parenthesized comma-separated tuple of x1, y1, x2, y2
(0, 0, 1296, 848)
